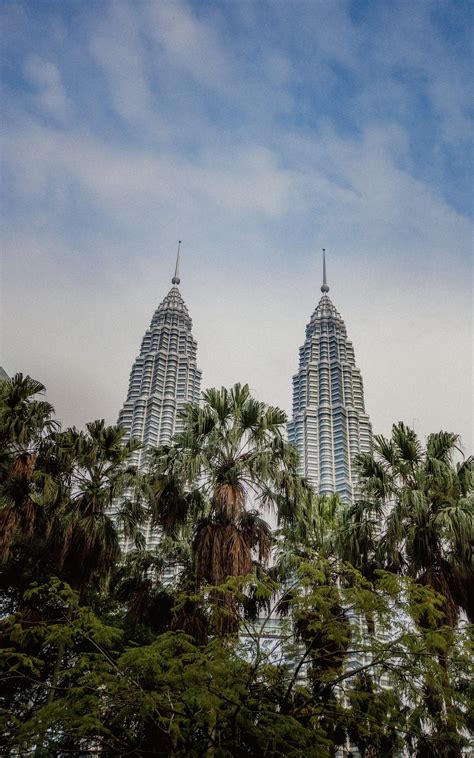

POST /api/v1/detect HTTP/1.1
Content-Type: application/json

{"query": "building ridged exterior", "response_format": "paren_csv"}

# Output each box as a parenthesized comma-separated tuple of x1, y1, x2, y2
(288, 254, 372, 502)
(119, 285, 201, 465)
(117, 259, 201, 547)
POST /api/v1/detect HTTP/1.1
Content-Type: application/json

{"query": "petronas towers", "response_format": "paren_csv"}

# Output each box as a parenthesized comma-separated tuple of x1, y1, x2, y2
(118, 245, 201, 468)
(288, 251, 372, 501)
(118, 247, 371, 514)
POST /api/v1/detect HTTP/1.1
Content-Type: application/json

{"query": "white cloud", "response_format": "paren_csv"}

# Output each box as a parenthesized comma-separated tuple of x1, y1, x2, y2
(146, 1, 231, 93)
(2, 124, 295, 220)
(2, 0, 472, 456)
(89, 3, 152, 123)
(367, 1, 472, 145)
(23, 56, 72, 121)
(2, 112, 472, 451)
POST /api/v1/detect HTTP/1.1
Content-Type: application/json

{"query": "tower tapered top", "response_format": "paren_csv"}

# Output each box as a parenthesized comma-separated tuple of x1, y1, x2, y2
(321, 248, 329, 293)
(172, 241, 181, 285)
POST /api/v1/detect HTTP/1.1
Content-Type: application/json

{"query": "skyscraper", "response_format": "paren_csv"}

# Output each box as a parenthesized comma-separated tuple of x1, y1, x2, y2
(119, 246, 202, 469)
(118, 244, 201, 502)
(288, 252, 372, 502)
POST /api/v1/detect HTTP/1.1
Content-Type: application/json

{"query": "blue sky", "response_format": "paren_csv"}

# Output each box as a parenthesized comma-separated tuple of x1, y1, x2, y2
(1, 0, 473, 450)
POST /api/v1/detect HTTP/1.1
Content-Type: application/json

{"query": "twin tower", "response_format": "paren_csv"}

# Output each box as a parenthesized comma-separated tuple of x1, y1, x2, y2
(119, 247, 372, 507)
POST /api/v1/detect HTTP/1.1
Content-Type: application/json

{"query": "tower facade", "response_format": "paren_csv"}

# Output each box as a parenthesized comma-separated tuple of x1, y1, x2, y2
(288, 252, 372, 502)
(118, 249, 202, 472)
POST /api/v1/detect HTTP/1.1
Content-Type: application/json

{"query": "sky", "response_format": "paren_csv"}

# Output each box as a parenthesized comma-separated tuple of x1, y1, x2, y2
(1, 0, 473, 452)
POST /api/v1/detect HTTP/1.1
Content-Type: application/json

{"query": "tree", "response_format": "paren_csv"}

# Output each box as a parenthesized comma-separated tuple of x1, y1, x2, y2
(46, 420, 142, 596)
(340, 423, 473, 757)
(1, 376, 144, 605)
(0, 373, 58, 562)
(1, 569, 471, 757)
(148, 383, 308, 633)
(1, 377, 472, 756)
(344, 423, 473, 627)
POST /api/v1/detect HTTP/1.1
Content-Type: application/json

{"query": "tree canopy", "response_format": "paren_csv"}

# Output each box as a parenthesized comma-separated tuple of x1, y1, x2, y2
(0, 377, 472, 757)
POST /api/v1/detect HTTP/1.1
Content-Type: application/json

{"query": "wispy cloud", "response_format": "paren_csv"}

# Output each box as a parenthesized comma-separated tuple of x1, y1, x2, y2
(147, 1, 232, 92)
(23, 55, 72, 122)
(1, 0, 472, 450)
(89, 3, 152, 124)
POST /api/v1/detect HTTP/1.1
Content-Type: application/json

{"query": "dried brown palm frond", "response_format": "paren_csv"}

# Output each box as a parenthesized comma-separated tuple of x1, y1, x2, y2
(19, 499, 37, 537)
(210, 524, 228, 586)
(195, 523, 215, 585)
(0, 496, 39, 562)
(127, 577, 153, 625)
(0, 507, 18, 562)
(211, 590, 240, 635)
(225, 528, 252, 578)
(195, 522, 254, 587)
(17, 604, 44, 624)
(444, 562, 474, 622)
(58, 526, 73, 571)
(214, 481, 245, 520)
(239, 511, 271, 565)
(416, 565, 460, 628)
(171, 599, 208, 646)
(10, 452, 37, 481)
(256, 527, 271, 565)
(53, 515, 120, 590)
(49, 516, 74, 572)
(150, 474, 190, 534)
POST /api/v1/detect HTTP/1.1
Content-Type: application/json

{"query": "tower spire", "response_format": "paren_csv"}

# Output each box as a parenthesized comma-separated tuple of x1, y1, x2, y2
(172, 241, 181, 285)
(321, 248, 329, 293)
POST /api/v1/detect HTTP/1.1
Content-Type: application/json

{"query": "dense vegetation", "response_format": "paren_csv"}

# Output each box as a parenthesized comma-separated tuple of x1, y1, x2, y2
(0, 374, 472, 757)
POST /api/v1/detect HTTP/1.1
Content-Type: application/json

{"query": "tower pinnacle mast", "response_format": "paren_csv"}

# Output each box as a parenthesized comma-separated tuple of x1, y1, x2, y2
(321, 248, 329, 293)
(289, 250, 372, 502)
(172, 240, 181, 285)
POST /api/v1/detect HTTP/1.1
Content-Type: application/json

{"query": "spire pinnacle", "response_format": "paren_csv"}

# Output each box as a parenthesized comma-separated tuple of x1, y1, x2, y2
(321, 248, 329, 293)
(172, 241, 181, 285)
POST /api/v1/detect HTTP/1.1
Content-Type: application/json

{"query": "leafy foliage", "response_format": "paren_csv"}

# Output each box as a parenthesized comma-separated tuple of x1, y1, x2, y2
(0, 378, 472, 756)
(1, 570, 471, 757)
(342, 422, 473, 626)
(147, 384, 310, 632)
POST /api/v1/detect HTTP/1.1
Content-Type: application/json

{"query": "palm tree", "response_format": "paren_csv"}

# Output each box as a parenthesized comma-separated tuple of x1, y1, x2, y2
(49, 420, 142, 595)
(275, 491, 343, 577)
(148, 383, 306, 632)
(0, 373, 58, 562)
(112, 549, 173, 630)
(338, 424, 473, 757)
(0, 373, 144, 599)
(345, 423, 473, 626)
